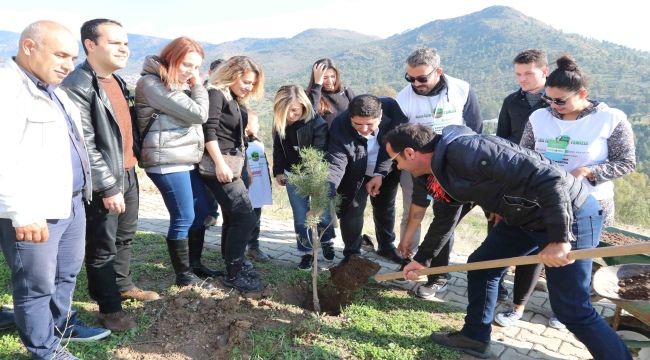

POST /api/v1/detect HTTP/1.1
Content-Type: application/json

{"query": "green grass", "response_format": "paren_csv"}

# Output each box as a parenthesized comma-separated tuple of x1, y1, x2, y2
(1, 230, 468, 360)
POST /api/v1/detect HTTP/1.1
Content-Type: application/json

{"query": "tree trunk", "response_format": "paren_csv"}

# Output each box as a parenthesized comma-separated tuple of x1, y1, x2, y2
(310, 224, 321, 313)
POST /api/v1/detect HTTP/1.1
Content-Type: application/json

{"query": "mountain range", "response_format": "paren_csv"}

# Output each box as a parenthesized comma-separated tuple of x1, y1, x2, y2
(2, 6, 649, 119)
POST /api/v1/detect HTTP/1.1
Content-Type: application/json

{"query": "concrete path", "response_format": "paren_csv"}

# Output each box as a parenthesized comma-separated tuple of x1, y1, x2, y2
(138, 190, 621, 360)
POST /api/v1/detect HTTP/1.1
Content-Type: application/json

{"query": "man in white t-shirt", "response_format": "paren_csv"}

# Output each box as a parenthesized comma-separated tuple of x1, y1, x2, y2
(396, 48, 482, 299)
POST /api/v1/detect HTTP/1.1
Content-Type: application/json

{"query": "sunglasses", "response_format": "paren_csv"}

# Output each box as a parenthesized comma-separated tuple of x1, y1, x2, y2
(541, 92, 577, 106)
(404, 68, 437, 83)
(389, 150, 403, 162)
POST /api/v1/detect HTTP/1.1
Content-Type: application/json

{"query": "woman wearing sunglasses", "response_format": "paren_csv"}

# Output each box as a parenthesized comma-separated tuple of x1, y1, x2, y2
(307, 58, 355, 126)
(494, 54, 636, 330)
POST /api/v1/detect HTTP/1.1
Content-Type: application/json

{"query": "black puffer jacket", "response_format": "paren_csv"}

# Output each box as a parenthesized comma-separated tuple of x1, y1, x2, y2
(413, 125, 588, 252)
(62, 60, 136, 197)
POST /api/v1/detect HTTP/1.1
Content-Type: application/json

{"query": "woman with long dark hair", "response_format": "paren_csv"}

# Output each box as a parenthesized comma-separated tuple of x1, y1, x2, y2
(306, 58, 354, 126)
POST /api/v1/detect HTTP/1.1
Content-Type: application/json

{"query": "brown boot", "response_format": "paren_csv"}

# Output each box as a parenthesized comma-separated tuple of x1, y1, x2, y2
(97, 310, 137, 332)
(120, 287, 160, 302)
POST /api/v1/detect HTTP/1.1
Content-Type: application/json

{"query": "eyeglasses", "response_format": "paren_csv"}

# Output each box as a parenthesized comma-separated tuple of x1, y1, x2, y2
(389, 150, 403, 162)
(541, 92, 577, 106)
(404, 68, 437, 83)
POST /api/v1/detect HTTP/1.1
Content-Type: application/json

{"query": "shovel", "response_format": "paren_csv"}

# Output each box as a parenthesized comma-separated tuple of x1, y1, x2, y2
(374, 243, 650, 282)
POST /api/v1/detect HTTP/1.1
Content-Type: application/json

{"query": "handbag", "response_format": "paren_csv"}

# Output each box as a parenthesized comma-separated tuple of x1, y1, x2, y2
(198, 101, 246, 179)
(199, 150, 244, 179)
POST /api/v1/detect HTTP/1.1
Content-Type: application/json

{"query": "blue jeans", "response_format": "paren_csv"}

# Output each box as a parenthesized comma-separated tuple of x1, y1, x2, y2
(286, 183, 334, 253)
(0, 194, 86, 360)
(147, 168, 210, 240)
(460, 196, 630, 359)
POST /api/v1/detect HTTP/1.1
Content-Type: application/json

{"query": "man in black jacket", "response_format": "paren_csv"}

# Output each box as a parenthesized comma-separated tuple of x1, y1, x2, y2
(385, 123, 630, 360)
(327, 95, 407, 263)
(62, 19, 159, 332)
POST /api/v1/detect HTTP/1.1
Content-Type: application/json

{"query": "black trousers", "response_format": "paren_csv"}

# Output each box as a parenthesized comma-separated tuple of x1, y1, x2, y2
(203, 177, 256, 263)
(85, 167, 139, 314)
(338, 170, 400, 258)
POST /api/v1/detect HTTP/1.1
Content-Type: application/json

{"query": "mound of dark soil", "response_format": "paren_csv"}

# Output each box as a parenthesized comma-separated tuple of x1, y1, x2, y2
(618, 272, 650, 300)
(329, 255, 381, 290)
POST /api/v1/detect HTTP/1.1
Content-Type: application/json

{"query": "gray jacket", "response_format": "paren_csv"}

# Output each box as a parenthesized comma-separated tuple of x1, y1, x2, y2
(135, 55, 209, 168)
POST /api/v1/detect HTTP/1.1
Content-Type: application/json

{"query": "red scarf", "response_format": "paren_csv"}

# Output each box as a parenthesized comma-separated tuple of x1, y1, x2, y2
(426, 175, 451, 203)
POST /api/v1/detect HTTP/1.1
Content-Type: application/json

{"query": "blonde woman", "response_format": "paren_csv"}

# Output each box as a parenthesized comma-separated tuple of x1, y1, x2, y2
(202, 56, 265, 292)
(135, 37, 216, 289)
(272, 85, 335, 270)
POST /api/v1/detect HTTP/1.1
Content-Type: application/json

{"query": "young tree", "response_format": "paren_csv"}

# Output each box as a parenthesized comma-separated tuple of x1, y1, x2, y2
(287, 147, 337, 313)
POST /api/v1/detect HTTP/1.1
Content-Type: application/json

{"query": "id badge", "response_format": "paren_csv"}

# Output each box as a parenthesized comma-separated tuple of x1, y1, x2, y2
(544, 135, 570, 161)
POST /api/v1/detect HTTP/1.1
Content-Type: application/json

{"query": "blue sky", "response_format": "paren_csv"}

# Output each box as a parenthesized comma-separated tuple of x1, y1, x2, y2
(1, 0, 648, 51)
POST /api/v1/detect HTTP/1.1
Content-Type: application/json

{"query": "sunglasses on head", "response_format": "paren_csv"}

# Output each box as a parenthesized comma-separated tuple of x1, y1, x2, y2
(404, 67, 437, 83)
(541, 92, 577, 106)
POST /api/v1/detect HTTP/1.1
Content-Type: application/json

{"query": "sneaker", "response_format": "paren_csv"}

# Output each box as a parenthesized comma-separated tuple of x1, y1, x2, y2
(57, 314, 111, 342)
(97, 310, 137, 332)
(298, 254, 313, 271)
(361, 234, 377, 252)
(241, 261, 261, 280)
(247, 247, 270, 262)
(322, 242, 335, 262)
(494, 308, 522, 327)
(121, 287, 161, 302)
(223, 272, 264, 293)
(52, 348, 80, 360)
(416, 278, 448, 299)
(0, 309, 15, 331)
(430, 331, 492, 359)
(376, 247, 403, 264)
(548, 316, 566, 329)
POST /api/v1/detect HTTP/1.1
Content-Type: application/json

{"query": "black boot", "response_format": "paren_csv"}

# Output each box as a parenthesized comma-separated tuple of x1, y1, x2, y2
(223, 259, 263, 293)
(188, 229, 224, 278)
(166, 239, 215, 290)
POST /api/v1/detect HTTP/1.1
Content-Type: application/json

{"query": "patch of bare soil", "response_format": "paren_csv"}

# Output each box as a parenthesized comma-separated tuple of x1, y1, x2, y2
(618, 272, 650, 300)
(601, 231, 644, 246)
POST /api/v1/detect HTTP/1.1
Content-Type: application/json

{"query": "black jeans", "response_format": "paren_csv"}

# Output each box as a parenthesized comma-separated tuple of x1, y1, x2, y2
(337, 170, 400, 257)
(203, 177, 256, 263)
(424, 201, 473, 280)
(248, 208, 262, 249)
(84, 167, 139, 314)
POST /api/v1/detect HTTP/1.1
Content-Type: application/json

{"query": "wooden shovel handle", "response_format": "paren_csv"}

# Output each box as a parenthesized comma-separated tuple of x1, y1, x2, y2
(374, 243, 650, 282)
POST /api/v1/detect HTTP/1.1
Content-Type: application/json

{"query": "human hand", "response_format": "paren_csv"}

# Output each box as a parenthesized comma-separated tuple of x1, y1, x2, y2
(188, 69, 201, 87)
(397, 238, 414, 258)
(275, 174, 287, 186)
(312, 63, 327, 85)
(102, 192, 126, 214)
(539, 242, 573, 267)
(487, 212, 503, 225)
(570, 166, 594, 181)
(365, 176, 383, 197)
(402, 259, 425, 281)
(216, 161, 234, 183)
(15, 221, 49, 243)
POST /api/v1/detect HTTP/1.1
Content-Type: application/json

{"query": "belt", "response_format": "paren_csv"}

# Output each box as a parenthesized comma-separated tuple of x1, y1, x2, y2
(72, 189, 82, 197)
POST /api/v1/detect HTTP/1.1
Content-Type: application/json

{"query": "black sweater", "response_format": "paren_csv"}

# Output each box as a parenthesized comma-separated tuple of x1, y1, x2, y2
(204, 89, 247, 153)
(307, 84, 355, 126)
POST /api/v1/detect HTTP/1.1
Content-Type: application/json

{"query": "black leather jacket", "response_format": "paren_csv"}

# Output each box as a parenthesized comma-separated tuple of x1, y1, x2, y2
(413, 125, 589, 259)
(62, 61, 136, 197)
(496, 89, 548, 144)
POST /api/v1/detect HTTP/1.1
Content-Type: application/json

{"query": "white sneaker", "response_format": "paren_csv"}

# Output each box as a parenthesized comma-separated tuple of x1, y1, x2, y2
(494, 309, 522, 327)
(548, 316, 566, 329)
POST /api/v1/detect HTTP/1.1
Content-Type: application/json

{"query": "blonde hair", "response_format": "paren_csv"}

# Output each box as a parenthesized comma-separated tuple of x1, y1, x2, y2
(207, 55, 265, 104)
(273, 85, 314, 139)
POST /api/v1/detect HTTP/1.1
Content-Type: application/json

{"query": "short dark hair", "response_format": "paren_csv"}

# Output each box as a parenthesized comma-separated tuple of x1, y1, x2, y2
(209, 58, 224, 72)
(546, 54, 588, 91)
(80, 18, 122, 55)
(513, 49, 547, 67)
(348, 94, 382, 118)
(384, 123, 437, 154)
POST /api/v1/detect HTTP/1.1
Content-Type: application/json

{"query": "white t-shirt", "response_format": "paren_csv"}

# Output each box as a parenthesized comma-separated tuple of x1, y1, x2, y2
(396, 74, 470, 133)
(246, 139, 273, 208)
(528, 103, 625, 200)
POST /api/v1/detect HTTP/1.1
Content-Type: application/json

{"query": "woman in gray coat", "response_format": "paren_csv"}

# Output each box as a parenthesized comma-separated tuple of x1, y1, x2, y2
(135, 37, 217, 289)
